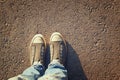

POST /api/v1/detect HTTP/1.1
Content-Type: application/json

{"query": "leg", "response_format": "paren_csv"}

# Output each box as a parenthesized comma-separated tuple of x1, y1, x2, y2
(8, 62, 45, 80)
(38, 60, 67, 80)
(21, 62, 45, 80)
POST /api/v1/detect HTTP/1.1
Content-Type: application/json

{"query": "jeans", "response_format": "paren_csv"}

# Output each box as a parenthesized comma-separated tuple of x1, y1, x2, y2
(8, 60, 68, 80)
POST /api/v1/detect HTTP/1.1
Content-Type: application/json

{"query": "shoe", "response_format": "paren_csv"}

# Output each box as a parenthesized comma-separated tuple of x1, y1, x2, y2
(29, 34, 46, 65)
(50, 32, 67, 66)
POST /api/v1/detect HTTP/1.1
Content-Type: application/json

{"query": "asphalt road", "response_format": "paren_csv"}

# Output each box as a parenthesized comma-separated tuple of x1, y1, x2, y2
(0, 0, 120, 80)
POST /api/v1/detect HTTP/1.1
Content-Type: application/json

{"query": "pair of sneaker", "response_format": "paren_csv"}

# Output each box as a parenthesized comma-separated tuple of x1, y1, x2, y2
(30, 32, 67, 66)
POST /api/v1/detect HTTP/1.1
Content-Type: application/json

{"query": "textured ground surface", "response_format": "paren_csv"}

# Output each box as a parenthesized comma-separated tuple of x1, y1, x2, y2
(0, 0, 120, 80)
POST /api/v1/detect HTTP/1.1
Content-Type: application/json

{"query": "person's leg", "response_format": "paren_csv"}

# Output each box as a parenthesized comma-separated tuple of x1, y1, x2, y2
(38, 60, 67, 80)
(21, 62, 45, 80)
(8, 62, 45, 80)
(38, 32, 68, 80)
(8, 34, 46, 80)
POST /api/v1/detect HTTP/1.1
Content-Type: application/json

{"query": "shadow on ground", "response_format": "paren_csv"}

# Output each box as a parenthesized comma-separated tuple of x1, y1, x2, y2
(66, 42, 88, 80)
(45, 44, 50, 68)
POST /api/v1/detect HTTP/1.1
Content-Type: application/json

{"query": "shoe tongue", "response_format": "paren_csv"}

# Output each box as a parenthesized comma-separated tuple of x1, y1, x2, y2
(54, 42, 60, 58)
(50, 41, 62, 60)
(32, 43, 44, 63)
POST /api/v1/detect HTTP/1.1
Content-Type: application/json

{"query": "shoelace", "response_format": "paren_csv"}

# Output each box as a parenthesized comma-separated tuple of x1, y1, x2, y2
(40, 44, 45, 64)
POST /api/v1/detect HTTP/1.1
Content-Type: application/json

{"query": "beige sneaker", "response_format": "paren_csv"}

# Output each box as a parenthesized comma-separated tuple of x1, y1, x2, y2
(29, 34, 46, 65)
(50, 32, 67, 66)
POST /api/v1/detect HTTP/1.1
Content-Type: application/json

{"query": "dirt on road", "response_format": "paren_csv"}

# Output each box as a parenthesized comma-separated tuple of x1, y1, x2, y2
(0, 0, 120, 80)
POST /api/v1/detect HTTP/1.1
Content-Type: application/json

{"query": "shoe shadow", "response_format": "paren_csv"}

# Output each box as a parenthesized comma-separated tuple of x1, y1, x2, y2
(45, 44, 50, 68)
(66, 42, 88, 80)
